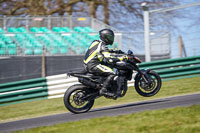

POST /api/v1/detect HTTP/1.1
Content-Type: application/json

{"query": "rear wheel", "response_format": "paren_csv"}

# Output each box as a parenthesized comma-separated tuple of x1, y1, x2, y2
(64, 84, 94, 114)
(135, 71, 161, 97)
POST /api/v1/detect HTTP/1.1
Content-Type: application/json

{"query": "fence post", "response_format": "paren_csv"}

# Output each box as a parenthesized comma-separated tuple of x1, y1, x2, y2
(144, 10, 151, 62)
(26, 16, 29, 30)
(48, 15, 51, 30)
(3, 16, 6, 30)
(42, 46, 46, 77)
(68, 15, 72, 29)
(178, 36, 187, 58)
(91, 17, 94, 30)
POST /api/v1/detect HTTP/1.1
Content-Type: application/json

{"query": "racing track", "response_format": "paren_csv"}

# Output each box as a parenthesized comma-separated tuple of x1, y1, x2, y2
(1, 93, 200, 133)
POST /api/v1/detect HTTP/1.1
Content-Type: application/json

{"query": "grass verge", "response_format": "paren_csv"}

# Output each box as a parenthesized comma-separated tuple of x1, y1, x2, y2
(13, 105, 200, 133)
(1, 76, 200, 123)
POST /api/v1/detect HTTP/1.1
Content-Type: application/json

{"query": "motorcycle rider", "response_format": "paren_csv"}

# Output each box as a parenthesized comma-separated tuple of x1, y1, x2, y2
(83, 29, 127, 98)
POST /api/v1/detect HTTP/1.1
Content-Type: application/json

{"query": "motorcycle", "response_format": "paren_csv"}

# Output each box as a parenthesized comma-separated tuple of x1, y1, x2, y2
(64, 50, 162, 114)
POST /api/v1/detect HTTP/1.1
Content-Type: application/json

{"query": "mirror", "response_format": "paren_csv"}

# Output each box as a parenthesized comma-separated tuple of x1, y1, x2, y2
(127, 50, 133, 55)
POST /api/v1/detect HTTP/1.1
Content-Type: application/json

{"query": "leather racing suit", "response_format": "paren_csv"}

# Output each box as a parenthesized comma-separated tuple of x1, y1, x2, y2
(83, 40, 127, 94)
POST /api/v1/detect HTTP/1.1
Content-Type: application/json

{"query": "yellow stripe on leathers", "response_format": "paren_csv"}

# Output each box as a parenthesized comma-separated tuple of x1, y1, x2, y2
(84, 41, 100, 64)
(84, 50, 98, 64)
(96, 64, 114, 73)
(89, 41, 99, 49)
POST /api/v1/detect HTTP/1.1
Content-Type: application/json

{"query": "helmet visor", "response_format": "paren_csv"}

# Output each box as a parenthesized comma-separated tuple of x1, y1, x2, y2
(107, 34, 114, 45)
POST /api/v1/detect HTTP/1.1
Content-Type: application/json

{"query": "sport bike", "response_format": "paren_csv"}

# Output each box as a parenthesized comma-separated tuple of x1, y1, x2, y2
(64, 50, 162, 114)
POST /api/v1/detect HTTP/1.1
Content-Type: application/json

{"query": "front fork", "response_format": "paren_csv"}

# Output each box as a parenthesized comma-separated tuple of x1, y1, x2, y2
(135, 69, 152, 85)
(131, 63, 151, 85)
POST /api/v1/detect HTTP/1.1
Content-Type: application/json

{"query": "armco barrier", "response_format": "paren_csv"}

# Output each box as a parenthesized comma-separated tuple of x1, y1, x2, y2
(0, 56, 200, 106)
(139, 56, 200, 70)
(0, 78, 47, 105)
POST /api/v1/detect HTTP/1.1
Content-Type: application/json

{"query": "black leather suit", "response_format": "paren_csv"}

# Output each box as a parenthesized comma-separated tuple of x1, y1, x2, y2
(84, 40, 126, 89)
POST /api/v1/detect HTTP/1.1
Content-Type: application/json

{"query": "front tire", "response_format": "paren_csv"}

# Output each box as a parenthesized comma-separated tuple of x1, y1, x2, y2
(64, 84, 94, 114)
(135, 71, 162, 97)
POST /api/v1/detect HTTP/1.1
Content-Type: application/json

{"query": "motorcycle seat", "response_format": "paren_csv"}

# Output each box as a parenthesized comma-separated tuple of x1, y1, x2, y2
(68, 69, 101, 79)
(68, 68, 87, 75)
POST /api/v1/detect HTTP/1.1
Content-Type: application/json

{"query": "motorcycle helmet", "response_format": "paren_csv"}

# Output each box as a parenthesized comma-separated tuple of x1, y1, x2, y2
(99, 29, 114, 45)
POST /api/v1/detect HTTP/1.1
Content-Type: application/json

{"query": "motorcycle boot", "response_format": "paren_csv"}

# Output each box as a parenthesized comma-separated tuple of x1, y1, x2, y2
(99, 75, 116, 98)
(115, 76, 126, 96)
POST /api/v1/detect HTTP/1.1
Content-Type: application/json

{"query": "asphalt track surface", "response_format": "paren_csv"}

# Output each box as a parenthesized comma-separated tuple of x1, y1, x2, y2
(1, 93, 200, 133)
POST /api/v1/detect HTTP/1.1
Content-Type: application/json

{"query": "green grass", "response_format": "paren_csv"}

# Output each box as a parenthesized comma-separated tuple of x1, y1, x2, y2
(13, 105, 200, 133)
(1, 76, 200, 123)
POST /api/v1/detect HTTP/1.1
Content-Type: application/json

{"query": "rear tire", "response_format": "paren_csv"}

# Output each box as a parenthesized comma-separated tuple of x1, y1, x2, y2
(64, 84, 94, 114)
(135, 71, 161, 97)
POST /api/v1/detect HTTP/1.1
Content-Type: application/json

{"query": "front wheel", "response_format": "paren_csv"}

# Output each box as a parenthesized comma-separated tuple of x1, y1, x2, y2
(64, 84, 94, 114)
(135, 71, 162, 97)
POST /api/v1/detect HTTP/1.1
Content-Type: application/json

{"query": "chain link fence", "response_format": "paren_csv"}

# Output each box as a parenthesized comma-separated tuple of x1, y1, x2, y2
(147, 2, 200, 59)
(0, 16, 171, 59)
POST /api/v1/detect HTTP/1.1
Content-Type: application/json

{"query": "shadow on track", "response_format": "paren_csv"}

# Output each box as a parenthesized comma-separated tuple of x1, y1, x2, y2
(70, 99, 170, 115)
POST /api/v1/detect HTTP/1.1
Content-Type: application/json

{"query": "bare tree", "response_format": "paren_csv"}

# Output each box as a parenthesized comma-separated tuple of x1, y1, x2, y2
(0, 0, 187, 31)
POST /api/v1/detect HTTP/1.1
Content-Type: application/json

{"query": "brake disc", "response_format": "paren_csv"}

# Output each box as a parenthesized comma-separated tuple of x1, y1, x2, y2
(73, 92, 85, 106)
(140, 78, 156, 91)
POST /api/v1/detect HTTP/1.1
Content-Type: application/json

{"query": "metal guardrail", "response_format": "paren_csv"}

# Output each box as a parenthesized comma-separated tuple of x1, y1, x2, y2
(139, 56, 200, 68)
(139, 56, 200, 79)
(0, 56, 200, 106)
(0, 78, 47, 104)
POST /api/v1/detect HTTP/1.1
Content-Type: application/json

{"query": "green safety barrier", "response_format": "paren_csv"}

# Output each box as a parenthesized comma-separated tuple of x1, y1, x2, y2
(139, 56, 200, 79)
(160, 70, 200, 79)
(0, 87, 47, 99)
(0, 82, 47, 93)
(156, 65, 200, 74)
(0, 78, 46, 89)
(0, 91, 48, 103)
(0, 77, 48, 105)
(140, 60, 200, 70)
(139, 56, 200, 68)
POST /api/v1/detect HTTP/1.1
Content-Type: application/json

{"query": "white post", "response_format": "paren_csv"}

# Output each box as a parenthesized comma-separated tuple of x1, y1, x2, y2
(48, 15, 51, 30)
(3, 16, 6, 31)
(91, 17, 94, 30)
(69, 15, 72, 29)
(142, 2, 200, 61)
(144, 11, 151, 62)
(118, 33, 122, 50)
(26, 15, 29, 30)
